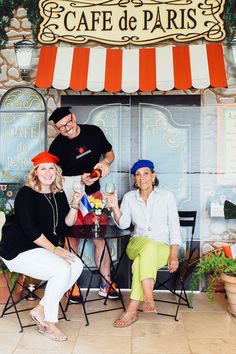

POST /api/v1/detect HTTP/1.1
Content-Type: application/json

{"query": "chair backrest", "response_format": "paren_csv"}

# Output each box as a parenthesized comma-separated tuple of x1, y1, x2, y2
(178, 211, 197, 241)
(177, 211, 198, 280)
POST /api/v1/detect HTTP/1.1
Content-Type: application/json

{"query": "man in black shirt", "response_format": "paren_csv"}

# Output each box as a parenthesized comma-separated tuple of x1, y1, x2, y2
(48, 106, 118, 301)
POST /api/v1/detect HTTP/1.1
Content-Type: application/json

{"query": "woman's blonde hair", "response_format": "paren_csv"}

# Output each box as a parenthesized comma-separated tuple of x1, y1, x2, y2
(26, 164, 64, 193)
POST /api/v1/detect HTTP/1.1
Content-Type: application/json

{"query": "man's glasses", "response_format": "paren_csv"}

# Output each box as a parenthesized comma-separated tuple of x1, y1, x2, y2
(56, 115, 73, 132)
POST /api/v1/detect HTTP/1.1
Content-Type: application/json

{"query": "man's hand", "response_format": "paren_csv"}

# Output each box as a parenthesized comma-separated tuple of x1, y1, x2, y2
(94, 160, 110, 177)
(81, 173, 99, 186)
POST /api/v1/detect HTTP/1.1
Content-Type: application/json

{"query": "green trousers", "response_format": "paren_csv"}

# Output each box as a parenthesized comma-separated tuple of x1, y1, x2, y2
(126, 236, 170, 301)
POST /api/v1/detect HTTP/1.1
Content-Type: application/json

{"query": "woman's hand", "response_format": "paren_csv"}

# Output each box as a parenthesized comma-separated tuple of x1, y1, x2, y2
(54, 247, 77, 263)
(167, 254, 179, 273)
(105, 191, 119, 210)
(70, 190, 83, 209)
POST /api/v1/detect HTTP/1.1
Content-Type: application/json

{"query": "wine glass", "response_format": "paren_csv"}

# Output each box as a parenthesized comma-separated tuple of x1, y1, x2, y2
(105, 182, 115, 195)
(72, 180, 83, 193)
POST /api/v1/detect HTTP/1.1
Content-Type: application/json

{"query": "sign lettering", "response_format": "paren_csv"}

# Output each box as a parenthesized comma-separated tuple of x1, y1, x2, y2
(38, 0, 226, 45)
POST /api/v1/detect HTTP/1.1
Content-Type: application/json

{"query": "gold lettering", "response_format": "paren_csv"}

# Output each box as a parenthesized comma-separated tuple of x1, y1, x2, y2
(4, 127, 39, 139)
(7, 157, 18, 169)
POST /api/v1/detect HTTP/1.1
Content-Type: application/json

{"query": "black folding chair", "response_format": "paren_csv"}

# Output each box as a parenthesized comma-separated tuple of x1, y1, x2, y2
(0, 213, 68, 332)
(154, 211, 198, 321)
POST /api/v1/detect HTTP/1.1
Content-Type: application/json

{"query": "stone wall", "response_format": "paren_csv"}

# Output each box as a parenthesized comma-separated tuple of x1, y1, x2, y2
(1, 6, 236, 145)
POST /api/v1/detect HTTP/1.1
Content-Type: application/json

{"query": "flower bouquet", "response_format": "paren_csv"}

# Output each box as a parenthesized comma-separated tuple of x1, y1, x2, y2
(88, 196, 110, 231)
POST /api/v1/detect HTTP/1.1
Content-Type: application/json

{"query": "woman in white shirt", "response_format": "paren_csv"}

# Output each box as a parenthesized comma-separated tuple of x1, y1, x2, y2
(106, 159, 181, 328)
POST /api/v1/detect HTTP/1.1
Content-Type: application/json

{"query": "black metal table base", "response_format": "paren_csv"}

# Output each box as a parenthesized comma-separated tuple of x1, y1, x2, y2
(65, 226, 130, 326)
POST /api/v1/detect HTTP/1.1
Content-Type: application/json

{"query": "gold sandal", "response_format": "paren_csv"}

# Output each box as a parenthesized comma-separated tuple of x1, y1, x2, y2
(113, 312, 138, 328)
(30, 308, 46, 330)
(143, 300, 158, 314)
(38, 327, 67, 342)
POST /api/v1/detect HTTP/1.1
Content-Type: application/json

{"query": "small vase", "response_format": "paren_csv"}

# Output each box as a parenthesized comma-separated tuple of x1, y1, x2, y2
(92, 217, 100, 233)
(26, 283, 37, 301)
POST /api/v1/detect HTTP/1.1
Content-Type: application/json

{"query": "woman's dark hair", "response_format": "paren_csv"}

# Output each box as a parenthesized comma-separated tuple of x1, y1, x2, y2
(133, 169, 159, 189)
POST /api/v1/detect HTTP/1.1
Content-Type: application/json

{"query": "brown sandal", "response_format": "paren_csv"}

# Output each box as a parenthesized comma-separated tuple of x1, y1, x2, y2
(113, 312, 138, 328)
(143, 300, 158, 314)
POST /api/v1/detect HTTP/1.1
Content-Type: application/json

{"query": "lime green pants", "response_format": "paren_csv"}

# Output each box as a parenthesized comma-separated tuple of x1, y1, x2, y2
(126, 236, 170, 301)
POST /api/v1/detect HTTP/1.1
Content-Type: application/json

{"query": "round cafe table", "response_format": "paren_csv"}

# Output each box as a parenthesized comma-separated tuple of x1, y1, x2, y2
(66, 224, 131, 326)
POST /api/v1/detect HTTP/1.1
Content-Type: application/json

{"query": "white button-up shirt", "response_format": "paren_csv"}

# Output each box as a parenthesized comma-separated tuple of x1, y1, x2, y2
(117, 187, 181, 246)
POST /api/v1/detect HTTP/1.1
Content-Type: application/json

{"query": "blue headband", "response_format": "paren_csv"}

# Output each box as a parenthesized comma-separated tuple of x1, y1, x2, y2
(131, 160, 155, 175)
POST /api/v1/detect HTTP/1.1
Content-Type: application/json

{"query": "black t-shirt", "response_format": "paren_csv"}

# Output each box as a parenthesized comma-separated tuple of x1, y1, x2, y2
(0, 186, 70, 260)
(49, 124, 112, 194)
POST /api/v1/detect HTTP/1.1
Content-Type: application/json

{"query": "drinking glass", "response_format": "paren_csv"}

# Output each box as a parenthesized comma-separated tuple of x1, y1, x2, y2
(105, 183, 115, 195)
(72, 180, 83, 193)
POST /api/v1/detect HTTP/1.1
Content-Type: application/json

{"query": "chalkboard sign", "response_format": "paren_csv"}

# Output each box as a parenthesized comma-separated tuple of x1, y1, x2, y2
(0, 87, 46, 183)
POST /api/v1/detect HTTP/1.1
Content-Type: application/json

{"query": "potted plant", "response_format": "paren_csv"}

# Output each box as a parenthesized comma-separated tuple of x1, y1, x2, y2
(0, 211, 24, 304)
(190, 248, 236, 301)
(190, 199, 236, 315)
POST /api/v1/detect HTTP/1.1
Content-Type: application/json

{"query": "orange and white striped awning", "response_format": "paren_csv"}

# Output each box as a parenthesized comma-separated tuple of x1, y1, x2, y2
(35, 44, 227, 93)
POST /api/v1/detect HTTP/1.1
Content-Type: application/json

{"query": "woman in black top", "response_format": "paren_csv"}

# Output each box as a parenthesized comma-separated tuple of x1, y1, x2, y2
(0, 152, 83, 342)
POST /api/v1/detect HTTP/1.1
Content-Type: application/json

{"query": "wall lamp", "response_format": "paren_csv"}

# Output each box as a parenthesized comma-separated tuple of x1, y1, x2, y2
(14, 36, 35, 79)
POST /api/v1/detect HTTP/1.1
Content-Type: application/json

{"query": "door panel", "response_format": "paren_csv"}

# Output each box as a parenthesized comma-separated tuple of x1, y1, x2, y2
(62, 95, 200, 288)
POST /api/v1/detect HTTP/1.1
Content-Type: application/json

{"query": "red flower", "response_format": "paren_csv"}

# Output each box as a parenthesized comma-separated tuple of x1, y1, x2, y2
(214, 249, 222, 256)
(0, 185, 7, 191)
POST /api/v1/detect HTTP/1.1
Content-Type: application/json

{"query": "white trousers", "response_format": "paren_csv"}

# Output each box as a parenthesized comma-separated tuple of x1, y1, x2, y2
(2, 248, 83, 322)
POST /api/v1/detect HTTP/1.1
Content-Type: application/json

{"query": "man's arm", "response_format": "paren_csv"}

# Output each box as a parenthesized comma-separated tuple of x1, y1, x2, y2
(94, 149, 115, 177)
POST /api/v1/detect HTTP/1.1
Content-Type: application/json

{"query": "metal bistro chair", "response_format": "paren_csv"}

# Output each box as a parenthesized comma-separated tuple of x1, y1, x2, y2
(154, 211, 199, 321)
(0, 212, 68, 332)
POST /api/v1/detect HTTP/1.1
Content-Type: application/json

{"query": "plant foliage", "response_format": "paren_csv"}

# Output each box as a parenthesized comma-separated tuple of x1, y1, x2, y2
(190, 248, 236, 302)
(0, 0, 41, 49)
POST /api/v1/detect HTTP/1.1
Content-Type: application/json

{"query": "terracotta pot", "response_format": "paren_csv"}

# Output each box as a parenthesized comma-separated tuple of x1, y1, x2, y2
(208, 274, 225, 293)
(0, 273, 24, 304)
(221, 273, 236, 317)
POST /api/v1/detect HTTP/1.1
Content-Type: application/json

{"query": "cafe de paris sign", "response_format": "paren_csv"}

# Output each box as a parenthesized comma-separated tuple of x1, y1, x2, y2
(38, 0, 226, 45)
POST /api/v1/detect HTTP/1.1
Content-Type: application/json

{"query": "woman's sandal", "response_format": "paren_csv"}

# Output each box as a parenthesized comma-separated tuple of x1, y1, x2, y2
(30, 308, 46, 330)
(38, 327, 67, 342)
(113, 312, 138, 328)
(143, 300, 158, 314)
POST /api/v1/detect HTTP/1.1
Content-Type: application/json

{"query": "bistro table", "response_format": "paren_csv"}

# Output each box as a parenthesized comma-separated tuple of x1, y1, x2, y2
(66, 224, 131, 326)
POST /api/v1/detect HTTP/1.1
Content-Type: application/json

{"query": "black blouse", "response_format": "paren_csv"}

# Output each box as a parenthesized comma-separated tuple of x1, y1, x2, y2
(0, 186, 70, 260)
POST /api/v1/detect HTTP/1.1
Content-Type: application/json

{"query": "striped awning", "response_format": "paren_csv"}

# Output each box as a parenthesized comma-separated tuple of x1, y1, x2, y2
(35, 44, 227, 93)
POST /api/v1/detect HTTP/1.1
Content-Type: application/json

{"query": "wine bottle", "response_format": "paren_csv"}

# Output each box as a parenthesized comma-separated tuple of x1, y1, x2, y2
(90, 168, 102, 178)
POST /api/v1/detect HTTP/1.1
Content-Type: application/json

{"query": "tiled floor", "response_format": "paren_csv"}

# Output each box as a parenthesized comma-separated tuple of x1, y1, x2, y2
(0, 290, 235, 354)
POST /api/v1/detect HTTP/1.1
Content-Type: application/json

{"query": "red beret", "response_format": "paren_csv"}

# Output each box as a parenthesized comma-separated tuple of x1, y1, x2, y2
(31, 152, 59, 166)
